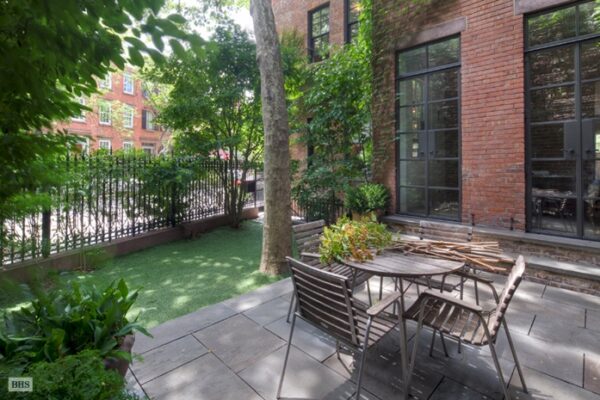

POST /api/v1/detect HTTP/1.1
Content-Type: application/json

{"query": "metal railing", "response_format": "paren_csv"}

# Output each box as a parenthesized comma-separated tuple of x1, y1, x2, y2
(1, 152, 262, 267)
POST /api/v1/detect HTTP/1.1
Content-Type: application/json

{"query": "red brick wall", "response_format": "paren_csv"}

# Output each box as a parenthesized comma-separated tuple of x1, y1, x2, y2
(372, 0, 527, 231)
(55, 67, 169, 153)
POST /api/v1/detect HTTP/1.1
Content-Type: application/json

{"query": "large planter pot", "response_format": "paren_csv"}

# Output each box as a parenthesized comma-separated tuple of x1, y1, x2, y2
(104, 334, 135, 377)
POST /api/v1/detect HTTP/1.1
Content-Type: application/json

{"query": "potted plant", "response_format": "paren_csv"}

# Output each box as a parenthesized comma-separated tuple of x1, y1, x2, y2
(344, 183, 390, 220)
(319, 215, 392, 264)
(0, 279, 150, 377)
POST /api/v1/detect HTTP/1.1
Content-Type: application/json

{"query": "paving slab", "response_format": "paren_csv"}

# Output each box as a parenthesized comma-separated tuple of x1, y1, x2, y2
(131, 335, 207, 384)
(495, 329, 583, 386)
(125, 369, 147, 399)
(265, 315, 337, 362)
(584, 353, 600, 395)
(223, 278, 293, 312)
(238, 345, 347, 400)
(193, 314, 285, 372)
(243, 295, 291, 326)
(429, 377, 494, 399)
(133, 302, 236, 354)
(587, 309, 600, 332)
(542, 286, 600, 311)
(509, 365, 600, 400)
(142, 353, 262, 400)
(530, 321, 599, 357)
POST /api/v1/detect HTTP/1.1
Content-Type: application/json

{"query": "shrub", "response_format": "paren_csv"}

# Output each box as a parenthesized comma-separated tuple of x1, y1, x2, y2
(0, 279, 150, 368)
(344, 183, 390, 215)
(319, 215, 392, 264)
(0, 350, 138, 400)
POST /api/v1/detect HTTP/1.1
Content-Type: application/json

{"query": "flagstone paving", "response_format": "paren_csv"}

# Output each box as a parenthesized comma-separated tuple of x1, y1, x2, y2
(126, 274, 600, 399)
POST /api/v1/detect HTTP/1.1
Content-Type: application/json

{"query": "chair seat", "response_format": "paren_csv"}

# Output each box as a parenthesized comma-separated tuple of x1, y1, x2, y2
(353, 300, 398, 347)
(325, 263, 372, 288)
(405, 276, 456, 292)
(404, 296, 495, 345)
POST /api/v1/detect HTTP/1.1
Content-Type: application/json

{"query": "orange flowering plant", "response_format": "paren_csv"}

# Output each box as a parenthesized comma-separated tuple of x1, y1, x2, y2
(319, 214, 392, 264)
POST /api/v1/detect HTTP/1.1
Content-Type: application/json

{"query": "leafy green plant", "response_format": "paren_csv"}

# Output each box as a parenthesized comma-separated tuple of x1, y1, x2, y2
(0, 350, 132, 400)
(319, 215, 392, 264)
(344, 183, 390, 215)
(0, 279, 150, 368)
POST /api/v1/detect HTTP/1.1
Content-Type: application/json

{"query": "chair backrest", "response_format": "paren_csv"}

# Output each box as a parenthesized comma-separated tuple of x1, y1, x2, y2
(293, 220, 326, 253)
(488, 255, 526, 337)
(419, 220, 473, 243)
(287, 257, 360, 347)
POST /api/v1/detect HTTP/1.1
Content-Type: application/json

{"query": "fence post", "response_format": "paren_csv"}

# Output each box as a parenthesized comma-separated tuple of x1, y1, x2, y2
(41, 209, 51, 258)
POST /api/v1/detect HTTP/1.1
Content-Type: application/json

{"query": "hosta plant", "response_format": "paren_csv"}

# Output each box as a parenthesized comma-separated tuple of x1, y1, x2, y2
(319, 215, 392, 264)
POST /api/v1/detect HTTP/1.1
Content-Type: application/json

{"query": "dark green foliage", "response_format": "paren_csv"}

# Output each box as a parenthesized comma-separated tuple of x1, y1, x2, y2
(344, 183, 390, 215)
(0, 350, 129, 400)
(0, 279, 150, 368)
(148, 21, 263, 227)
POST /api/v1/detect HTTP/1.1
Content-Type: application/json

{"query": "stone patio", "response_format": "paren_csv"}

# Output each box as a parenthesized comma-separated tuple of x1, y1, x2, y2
(125, 273, 600, 400)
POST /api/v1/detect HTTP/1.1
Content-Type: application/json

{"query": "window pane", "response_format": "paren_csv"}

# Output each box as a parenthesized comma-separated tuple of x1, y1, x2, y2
(312, 35, 329, 61)
(527, 6, 576, 47)
(531, 196, 577, 234)
(584, 160, 600, 198)
(582, 81, 600, 118)
(349, 0, 360, 23)
(399, 187, 426, 215)
(532, 160, 576, 194)
(581, 40, 600, 80)
(530, 85, 575, 122)
(398, 105, 424, 131)
(398, 46, 426, 75)
(579, 1, 600, 36)
(428, 160, 459, 188)
(399, 161, 425, 186)
(398, 77, 424, 106)
(428, 37, 459, 68)
(429, 100, 458, 129)
(529, 45, 574, 87)
(431, 130, 459, 158)
(429, 189, 459, 219)
(584, 199, 600, 239)
(311, 8, 329, 36)
(398, 133, 423, 160)
(531, 124, 567, 158)
(428, 69, 458, 101)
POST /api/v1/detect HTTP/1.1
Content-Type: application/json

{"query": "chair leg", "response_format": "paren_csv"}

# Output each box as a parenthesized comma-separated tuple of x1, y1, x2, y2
(277, 313, 297, 399)
(286, 293, 296, 323)
(366, 279, 372, 306)
(378, 276, 384, 301)
(439, 332, 449, 357)
(429, 329, 436, 357)
(503, 320, 528, 393)
(355, 317, 373, 400)
(482, 325, 511, 400)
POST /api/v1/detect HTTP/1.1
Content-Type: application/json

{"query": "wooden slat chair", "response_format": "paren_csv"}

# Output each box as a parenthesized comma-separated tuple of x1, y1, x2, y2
(278, 257, 401, 400)
(287, 221, 374, 322)
(404, 256, 528, 400)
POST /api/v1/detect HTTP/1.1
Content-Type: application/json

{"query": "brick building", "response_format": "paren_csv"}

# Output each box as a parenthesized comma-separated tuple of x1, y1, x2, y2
(56, 67, 169, 155)
(272, 0, 600, 243)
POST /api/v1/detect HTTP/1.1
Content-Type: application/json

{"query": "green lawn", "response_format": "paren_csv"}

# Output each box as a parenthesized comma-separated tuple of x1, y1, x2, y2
(1, 221, 282, 329)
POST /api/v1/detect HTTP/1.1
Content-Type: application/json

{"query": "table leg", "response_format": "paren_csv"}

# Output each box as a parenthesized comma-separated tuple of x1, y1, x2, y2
(397, 278, 410, 400)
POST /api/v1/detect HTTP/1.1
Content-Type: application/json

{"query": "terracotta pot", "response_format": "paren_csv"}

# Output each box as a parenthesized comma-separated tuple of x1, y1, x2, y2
(104, 334, 135, 377)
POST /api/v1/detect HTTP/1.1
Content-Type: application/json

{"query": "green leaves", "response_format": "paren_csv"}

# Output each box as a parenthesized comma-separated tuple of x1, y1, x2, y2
(344, 183, 390, 214)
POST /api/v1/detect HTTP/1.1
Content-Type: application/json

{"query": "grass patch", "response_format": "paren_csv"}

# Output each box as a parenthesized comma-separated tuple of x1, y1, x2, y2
(1, 221, 282, 329)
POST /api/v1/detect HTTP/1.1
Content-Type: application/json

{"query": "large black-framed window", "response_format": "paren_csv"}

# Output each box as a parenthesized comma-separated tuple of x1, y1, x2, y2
(308, 4, 330, 62)
(345, 0, 360, 43)
(525, 0, 600, 240)
(395, 36, 461, 221)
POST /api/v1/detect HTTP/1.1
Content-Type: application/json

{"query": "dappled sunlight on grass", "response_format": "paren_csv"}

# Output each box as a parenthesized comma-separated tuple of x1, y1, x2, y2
(1, 221, 282, 329)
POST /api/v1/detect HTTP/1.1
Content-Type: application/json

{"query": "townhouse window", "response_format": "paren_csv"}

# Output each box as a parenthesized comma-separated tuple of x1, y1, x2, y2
(99, 139, 112, 151)
(98, 101, 112, 125)
(122, 141, 134, 151)
(123, 105, 134, 129)
(142, 143, 155, 155)
(75, 137, 90, 154)
(123, 73, 134, 95)
(99, 73, 112, 90)
(345, 0, 360, 43)
(142, 110, 155, 131)
(525, 0, 600, 240)
(396, 36, 461, 221)
(71, 97, 86, 122)
(308, 4, 330, 62)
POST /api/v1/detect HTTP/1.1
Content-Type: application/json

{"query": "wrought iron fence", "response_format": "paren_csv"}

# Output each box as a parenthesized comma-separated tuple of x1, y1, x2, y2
(292, 197, 346, 224)
(1, 153, 263, 267)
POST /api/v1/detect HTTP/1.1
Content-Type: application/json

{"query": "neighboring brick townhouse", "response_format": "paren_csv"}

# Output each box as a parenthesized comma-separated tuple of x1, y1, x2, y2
(56, 67, 170, 155)
(272, 0, 600, 245)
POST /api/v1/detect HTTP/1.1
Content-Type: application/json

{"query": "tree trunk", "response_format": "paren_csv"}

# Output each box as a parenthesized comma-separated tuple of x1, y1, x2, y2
(251, 0, 292, 275)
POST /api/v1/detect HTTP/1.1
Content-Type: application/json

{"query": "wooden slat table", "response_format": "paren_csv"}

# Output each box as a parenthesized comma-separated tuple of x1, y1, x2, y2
(341, 251, 464, 400)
